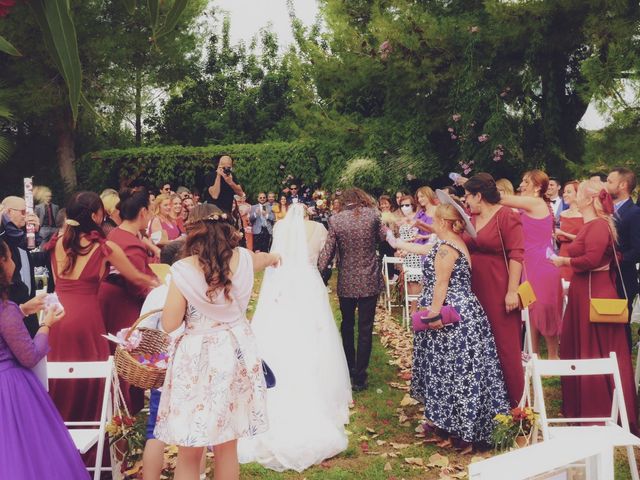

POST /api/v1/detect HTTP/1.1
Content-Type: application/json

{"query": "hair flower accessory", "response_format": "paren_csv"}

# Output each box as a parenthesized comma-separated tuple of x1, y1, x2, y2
(598, 189, 614, 215)
(65, 219, 80, 227)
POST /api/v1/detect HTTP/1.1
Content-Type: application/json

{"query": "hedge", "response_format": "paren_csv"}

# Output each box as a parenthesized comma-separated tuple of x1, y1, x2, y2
(77, 141, 355, 198)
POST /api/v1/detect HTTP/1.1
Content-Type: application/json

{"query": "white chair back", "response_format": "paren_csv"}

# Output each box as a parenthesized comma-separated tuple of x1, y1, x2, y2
(403, 266, 423, 331)
(382, 255, 403, 315)
(531, 353, 639, 480)
(47, 357, 115, 480)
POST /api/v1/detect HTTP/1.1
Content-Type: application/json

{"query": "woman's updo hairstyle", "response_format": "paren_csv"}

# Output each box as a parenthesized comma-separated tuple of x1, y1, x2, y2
(118, 188, 149, 221)
(463, 173, 501, 204)
(578, 179, 618, 243)
(57, 191, 105, 275)
(183, 204, 241, 301)
(435, 202, 466, 235)
(524, 169, 550, 202)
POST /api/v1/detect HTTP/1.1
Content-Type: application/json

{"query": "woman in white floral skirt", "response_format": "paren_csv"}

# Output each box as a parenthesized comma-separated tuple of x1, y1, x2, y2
(154, 204, 280, 480)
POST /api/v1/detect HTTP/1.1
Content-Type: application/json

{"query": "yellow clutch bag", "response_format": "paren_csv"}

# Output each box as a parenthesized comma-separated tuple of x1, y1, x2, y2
(517, 280, 537, 309)
(589, 298, 628, 324)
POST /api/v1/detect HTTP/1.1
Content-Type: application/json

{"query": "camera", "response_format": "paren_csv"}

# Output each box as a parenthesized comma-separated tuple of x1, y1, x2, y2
(222, 166, 232, 176)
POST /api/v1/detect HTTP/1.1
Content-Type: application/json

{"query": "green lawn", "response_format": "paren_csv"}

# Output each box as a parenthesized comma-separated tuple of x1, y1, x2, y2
(124, 271, 639, 479)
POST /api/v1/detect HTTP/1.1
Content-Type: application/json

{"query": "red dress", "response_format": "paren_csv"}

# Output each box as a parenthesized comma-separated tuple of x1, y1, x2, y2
(98, 227, 153, 414)
(557, 215, 584, 281)
(560, 218, 638, 434)
(48, 233, 111, 422)
(464, 207, 525, 407)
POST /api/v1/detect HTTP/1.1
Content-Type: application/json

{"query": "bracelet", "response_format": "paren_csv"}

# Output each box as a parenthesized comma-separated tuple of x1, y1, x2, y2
(18, 304, 27, 316)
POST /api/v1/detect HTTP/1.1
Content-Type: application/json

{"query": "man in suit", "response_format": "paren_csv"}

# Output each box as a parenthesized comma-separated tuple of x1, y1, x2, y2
(249, 192, 275, 253)
(34, 186, 59, 243)
(1, 196, 51, 337)
(287, 184, 302, 205)
(547, 177, 567, 228)
(318, 187, 387, 391)
(606, 167, 640, 347)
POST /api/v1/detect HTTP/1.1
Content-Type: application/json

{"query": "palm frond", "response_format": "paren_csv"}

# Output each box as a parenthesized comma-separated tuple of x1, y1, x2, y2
(0, 135, 13, 163)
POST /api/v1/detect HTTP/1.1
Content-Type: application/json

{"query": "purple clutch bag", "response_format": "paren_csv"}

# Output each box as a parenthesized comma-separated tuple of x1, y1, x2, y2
(411, 305, 461, 332)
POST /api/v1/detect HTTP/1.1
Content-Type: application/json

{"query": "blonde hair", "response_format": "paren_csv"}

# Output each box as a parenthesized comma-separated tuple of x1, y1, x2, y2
(101, 191, 120, 216)
(152, 193, 171, 216)
(495, 178, 515, 196)
(34, 186, 52, 204)
(435, 203, 466, 235)
(578, 179, 617, 243)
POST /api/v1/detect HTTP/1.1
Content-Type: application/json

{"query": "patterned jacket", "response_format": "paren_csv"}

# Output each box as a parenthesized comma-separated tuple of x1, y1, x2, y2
(318, 206, 386, 298)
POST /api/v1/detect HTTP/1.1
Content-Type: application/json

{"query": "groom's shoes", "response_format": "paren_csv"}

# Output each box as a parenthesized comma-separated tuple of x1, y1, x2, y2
(352, 381, 368, 392)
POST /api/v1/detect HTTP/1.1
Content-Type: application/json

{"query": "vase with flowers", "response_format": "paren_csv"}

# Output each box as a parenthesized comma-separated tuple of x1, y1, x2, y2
(492, 406, 539, 451)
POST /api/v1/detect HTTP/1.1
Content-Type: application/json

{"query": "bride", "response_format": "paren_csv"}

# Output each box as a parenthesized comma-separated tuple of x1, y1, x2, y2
(238, 202, 352, 472)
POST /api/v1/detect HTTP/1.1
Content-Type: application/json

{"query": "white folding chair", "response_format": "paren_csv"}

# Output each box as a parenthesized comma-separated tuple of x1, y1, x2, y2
(531, 353, 639, 480)
(520, 307, 534, 410)
(403, 267, 423, 331)
(382, 255, 403, 314)
(48, 357, 115, 480)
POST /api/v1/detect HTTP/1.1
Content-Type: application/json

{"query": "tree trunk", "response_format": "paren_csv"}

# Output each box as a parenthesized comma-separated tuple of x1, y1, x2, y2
(135, 67, 142, 146)
(56, 114, 77, 192)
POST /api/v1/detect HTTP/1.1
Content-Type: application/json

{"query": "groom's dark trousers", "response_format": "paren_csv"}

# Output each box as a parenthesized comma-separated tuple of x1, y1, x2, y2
(317, 204, 387, 389)
(339, 295, 378, 385)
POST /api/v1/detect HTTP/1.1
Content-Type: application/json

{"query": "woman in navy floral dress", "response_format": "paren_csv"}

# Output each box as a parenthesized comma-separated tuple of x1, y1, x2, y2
(390, 192, 510, 452)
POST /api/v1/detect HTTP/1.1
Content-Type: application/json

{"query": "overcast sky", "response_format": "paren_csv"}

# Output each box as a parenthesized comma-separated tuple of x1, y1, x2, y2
(212, 0, 319, 47)
(211, 0, 617, 130)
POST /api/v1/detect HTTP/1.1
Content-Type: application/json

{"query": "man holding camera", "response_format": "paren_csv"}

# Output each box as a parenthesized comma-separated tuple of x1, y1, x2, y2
(204, 155, 245, 214)
(250, 192, 275, 253)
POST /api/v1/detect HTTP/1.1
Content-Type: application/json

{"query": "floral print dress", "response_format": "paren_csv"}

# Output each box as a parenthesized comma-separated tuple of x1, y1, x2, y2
(154, 250, 268, 447)
(410, 240, 510, 444)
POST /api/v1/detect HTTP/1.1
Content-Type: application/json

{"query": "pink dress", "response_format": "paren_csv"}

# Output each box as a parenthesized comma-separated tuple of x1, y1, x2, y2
(154, 248, 268, 446)
(520, 213, 563, 336)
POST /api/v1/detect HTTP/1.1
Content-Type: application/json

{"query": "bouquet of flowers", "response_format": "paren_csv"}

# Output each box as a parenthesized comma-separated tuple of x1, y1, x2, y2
(492, 406, 539, 451)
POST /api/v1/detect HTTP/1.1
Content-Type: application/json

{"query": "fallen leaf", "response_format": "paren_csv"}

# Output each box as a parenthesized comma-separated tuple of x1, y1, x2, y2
(428, 453, 449, 468)
(384, 462, 393, 471)
(404, 457, 424, 466)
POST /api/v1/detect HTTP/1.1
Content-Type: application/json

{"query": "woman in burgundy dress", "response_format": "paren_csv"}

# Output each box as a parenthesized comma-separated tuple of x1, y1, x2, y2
(556, 180, 583, 282)
(500, 170, 563, 360)
(462, 173, 525, 407)
(46, 192, 158, 443)
(551, 179, 638, 434)
(98, 188, 157, 414)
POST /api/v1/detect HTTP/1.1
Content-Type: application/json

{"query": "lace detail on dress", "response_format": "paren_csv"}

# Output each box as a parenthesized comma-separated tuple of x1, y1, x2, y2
(0, 301, 49, 367)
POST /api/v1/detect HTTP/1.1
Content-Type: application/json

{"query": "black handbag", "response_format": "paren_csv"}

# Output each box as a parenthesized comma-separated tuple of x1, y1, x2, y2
(262, 360, 276, 388)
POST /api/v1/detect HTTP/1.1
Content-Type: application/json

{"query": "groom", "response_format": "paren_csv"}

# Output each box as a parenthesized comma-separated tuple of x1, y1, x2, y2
(318, 188, 386, 391)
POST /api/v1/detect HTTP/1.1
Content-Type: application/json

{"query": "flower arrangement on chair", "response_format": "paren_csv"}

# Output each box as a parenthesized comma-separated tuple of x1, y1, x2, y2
(492, 406, 539, 451)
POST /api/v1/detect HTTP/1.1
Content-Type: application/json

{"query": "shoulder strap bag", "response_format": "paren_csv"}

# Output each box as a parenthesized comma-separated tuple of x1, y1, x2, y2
(589, 228, 628, 324)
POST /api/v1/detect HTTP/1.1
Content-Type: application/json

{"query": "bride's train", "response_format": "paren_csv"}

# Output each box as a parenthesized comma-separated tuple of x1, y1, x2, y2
(238, 204, 352, 472)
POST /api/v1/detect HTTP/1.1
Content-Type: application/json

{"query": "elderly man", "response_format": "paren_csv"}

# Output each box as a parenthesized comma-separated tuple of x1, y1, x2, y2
(250, 192, 275, 253)
(1, 196, 50, 336)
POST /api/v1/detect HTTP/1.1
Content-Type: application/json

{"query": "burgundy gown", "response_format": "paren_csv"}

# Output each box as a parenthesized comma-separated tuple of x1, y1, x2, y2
(46, 232, 112, 470)
(557, 215, 584, 281)
(98, 227, 153, 414)
(560, 218, 638, 434)
(464, 207, 525, 407)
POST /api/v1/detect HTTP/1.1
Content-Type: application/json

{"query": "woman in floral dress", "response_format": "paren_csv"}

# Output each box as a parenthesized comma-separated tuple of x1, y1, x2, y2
(154, 204, 281, 480)
(390, 192, 510, 452)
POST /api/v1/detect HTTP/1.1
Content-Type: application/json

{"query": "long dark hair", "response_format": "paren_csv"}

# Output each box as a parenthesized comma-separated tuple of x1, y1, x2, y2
(58, 191, 105, 276)
(183, 204, 240, 302)
(0, 240, 11, 301)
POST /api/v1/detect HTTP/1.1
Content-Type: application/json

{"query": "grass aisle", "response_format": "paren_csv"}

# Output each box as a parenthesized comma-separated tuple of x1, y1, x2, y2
(240, 273, 474, 479)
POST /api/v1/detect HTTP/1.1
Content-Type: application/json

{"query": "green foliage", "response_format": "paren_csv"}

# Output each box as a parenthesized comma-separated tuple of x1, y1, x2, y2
(78, 141, 354, 197)
(339, 157, 383, 193)
(0, 34, 20, 56)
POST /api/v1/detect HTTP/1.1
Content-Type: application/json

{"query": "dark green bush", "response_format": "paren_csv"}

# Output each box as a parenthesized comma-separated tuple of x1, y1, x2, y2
(77, 141, 354, 197)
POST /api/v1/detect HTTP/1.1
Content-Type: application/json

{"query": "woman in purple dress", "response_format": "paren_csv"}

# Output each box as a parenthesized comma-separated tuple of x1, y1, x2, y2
(0, 239, 87, 479)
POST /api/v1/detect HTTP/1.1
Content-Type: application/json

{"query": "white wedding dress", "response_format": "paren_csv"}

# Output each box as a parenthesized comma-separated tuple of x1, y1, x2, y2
(238, 203, 352, 472)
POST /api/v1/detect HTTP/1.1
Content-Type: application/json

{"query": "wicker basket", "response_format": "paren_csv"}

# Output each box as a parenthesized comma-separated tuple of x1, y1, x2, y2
(114, 309, 171, 390)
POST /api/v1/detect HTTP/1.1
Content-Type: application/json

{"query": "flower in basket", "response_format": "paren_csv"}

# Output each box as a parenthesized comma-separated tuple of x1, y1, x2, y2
(136, 352, 169, 369)
(116, 327, 142, 352)
(492, 406, 539, 451)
